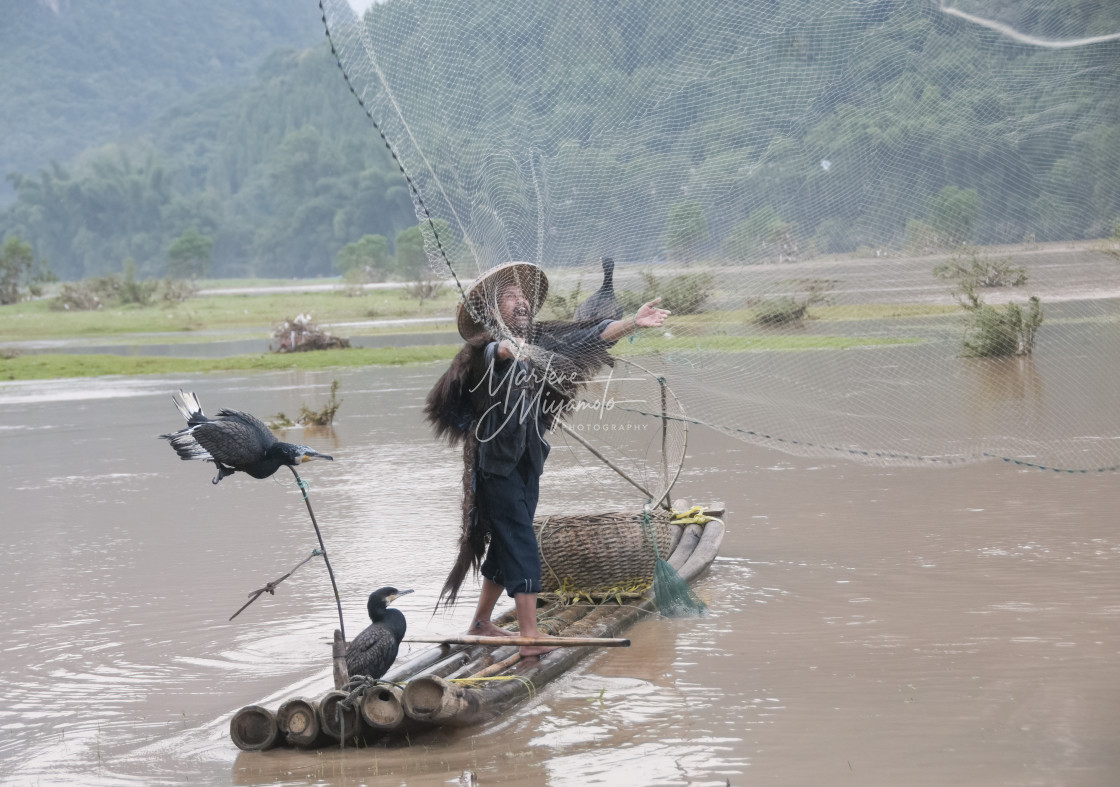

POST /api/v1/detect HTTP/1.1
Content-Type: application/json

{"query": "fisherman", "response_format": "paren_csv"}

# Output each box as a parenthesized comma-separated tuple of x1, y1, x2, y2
(425, 261, 669, 657)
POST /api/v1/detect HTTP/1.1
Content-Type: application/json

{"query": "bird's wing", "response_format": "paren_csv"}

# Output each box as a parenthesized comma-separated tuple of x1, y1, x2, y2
(216, 409, 277, 444)
(192, 413, 276, 469)
(344, 624, 399, 679)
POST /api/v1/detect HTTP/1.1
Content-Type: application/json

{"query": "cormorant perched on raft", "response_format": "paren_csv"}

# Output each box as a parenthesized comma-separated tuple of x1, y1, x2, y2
(160, 389, 332, 484)
(346, 587, 413, 679)
(573, 256, 623, 322)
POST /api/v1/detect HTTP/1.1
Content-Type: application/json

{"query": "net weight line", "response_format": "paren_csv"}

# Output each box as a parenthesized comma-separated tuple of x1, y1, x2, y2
(603, 401, 1120, 474)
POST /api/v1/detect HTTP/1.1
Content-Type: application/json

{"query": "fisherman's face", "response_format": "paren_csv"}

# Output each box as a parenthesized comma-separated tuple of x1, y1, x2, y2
(497, 283, 531, 335)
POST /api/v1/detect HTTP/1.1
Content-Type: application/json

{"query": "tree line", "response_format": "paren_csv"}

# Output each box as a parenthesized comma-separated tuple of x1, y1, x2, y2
(2, 0, 1118, 283)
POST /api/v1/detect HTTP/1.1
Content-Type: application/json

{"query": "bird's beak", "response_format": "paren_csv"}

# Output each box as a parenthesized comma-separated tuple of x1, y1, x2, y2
(302, 452, 333, 463)
(389, 589, 415, 603)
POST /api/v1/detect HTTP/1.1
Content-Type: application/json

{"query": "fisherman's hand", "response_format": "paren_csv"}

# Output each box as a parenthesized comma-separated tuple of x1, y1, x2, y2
(635, 298, 671, 329)
(498, 337, 526, 360)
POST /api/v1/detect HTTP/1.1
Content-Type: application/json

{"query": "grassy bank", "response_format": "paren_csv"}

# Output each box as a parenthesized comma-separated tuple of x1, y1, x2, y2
(0, 334, 918, 381)
(0, 345, 463, 381)
(0, 276, 945, 381)
(0, 287, 459, 343)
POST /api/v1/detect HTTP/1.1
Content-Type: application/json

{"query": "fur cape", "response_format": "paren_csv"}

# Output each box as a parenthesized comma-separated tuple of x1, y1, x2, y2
(424, 322, 613, 608)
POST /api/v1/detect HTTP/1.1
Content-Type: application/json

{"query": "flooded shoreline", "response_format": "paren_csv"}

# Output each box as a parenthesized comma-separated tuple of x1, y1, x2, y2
(1, 363, 1117, 785)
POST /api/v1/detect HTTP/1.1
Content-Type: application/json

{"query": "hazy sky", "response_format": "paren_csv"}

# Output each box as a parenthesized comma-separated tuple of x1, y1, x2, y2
(347, 0, 377, 14)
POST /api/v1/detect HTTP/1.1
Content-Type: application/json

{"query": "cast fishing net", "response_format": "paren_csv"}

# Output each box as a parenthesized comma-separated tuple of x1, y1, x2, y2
(320, 0, 1120, 474)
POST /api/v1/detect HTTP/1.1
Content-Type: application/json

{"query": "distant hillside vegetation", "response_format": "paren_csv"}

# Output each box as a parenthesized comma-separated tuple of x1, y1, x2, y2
(0, 0, 318, 205)
(1, 0, 1118, 282)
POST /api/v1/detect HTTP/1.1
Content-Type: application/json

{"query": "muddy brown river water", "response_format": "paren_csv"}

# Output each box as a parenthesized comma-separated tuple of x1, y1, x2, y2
(1, 360, 1117, 786)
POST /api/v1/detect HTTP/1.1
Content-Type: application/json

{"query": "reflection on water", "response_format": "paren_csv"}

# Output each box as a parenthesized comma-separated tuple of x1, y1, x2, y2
(1, 363, 1119, 785)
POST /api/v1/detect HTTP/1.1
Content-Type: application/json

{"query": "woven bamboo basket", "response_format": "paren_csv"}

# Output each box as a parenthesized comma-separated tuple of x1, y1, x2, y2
(534, 510, 673, 595)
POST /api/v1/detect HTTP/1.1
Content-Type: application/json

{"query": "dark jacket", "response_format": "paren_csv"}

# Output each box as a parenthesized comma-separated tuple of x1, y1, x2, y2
(472, 343, 551, 479)
(424, 318, 615, 606)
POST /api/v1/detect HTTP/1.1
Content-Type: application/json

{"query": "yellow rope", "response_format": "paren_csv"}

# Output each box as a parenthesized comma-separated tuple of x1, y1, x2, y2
(671, 505, 724, 526)
(540, 577, 653, 607)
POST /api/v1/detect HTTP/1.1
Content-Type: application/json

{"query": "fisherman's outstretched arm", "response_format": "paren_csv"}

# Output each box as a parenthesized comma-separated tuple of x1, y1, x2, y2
(599, 297, 671, 342)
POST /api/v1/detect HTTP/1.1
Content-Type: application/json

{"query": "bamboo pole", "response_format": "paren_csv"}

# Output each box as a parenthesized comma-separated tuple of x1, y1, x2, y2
(289, 467, 345, 641)
(381, 643, 456, 683)
(405, 634, 630, 648)
(675, 519, 725, 583)
(469, 652, 522, 679)
(276, 697, 324, 748)
(332, 629, 348, 690)
(668, 523, 704, 571)
(359, 684, 406, 731)
(442, 603, 590, 681)
(659, 377, 669, 496)
(444, 645, 519, 682)
(317, 689, 362, 745)
(229, 705, 279, 751)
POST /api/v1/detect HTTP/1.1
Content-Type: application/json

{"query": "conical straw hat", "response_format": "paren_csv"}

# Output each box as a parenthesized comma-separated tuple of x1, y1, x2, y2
(456, 261, 550, 343)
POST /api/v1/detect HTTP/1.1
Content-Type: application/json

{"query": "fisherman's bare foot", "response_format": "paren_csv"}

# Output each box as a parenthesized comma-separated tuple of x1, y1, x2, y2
(518, 633, 558, 657)
(519, 643, 558, 658)
(470, 620, 514, 637)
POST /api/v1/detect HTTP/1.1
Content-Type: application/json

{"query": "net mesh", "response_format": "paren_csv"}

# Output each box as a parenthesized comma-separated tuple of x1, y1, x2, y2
(321, 0, 1120, 472)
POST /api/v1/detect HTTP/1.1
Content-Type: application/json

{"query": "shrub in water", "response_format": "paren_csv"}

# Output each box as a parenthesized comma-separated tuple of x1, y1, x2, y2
(752, 279, 833, 326)
(622, 271, 715, 315)
(961, 295, 1043, 357)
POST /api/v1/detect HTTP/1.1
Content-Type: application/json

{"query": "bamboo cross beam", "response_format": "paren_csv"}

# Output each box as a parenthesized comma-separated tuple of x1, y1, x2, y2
(406, 634, 631, 648)
(470, 652, 521, 679)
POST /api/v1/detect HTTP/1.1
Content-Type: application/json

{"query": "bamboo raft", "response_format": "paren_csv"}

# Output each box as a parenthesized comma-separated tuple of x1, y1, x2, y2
(229, 506, 725, 751)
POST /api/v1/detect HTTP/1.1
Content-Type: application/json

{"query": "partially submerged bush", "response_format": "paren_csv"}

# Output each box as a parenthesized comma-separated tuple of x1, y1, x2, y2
(935, 250, 1041, 357)
(934, 248, 1027, 289)
(959, 283, 1042, 357)
(270, 380, 343, 428)
(753, 296, 809, 325)
(620, 271, 715, 315)
(752, 279, 834, 325)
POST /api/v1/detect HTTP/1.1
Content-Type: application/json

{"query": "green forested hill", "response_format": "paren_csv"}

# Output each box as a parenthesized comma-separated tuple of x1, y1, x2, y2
(0, 0, 319, 206)
(2, 0, 1118, 282)
(1, 44, 414, 280)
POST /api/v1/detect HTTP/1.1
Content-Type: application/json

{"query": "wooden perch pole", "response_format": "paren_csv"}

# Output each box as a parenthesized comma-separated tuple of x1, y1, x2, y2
(406, 634, 631, 648)
(289, 467, 345, 641)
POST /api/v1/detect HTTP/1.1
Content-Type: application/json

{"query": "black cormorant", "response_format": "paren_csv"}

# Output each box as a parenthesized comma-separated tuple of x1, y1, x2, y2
(346, 587, 413, 679)
(573, 256, 622, 322)
(160, 390, 332, 484)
